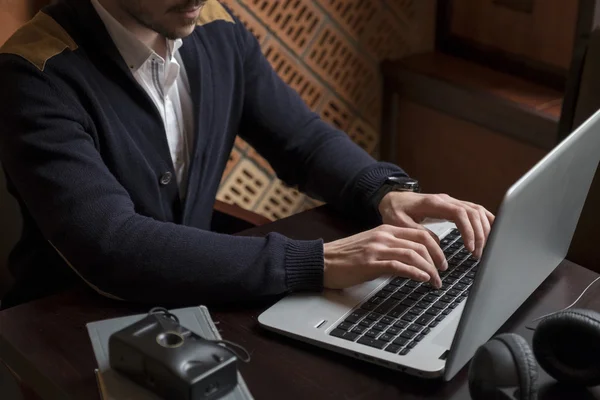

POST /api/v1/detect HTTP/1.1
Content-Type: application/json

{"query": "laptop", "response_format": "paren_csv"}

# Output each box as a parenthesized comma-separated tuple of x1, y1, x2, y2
(258, 108, 600, 381)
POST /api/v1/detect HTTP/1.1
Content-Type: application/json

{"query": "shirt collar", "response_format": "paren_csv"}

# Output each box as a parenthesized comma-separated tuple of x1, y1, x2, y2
(91, 0, 183, 71)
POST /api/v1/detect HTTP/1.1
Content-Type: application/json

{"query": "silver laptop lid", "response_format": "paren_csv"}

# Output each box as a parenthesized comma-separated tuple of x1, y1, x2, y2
(444, 110, 600, 380)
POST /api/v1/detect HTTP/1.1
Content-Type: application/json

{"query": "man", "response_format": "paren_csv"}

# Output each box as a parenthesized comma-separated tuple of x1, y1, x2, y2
(0, 0, 494, 309)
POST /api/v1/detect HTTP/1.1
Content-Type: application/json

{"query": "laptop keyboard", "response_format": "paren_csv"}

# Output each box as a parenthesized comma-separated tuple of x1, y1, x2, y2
(329, 229, 478, 356)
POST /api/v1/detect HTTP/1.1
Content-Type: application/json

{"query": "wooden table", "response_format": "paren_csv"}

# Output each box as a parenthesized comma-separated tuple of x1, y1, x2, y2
(1, 206, 600, 400)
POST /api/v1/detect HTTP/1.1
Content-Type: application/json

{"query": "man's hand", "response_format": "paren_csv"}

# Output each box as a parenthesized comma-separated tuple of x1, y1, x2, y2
(378, 192, 495, 259)
(322, 192, 494, 291)
(323, 225, 447, 289)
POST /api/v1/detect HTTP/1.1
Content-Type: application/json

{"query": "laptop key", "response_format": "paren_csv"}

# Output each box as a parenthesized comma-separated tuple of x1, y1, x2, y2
(407, 324, 422, 332)
(422, 295, 438, 304)
(382, 284, 397, 292)
(330, 329, 359, 341)
(407, 341, 417, 349)
(394, 320, 408, 329)
(375, 290, 392, 299)
(405, 281, 419, 288)
(416, 300, 431, 308)
(375, 299, 399, 314)
(411, 307, 426, 315)
(400, 330, 417, 339)
(429, 321, 439, 327)
(386, 326, 401, 335)
(466, 271, 477, 278)
(460, 277, 474, 285)
(367, 312, 382, 321)
(408, 293, 422, 301)
(351, 326, 366, 334)
(414, 334, 425, 342)
(389, 305, 408, 318)
(379, 333, 394, 342)
(337, 322, 353, 331)
(357, 336, 388, 349)
(391, 277, 407, 285)
(367, 296, 384, 305)
(447, 289, 461, 297)
(360, 302, 378, 311)
(422, 328, 431, 334)
(425, 308, 439, 316)
(391, 292, 408, 301)
(365, 329, 380, 338)
(432, 301, 447, 309)
(359, 319, 374, 328)
(393, 337, 409, 346)
(397, 286, 412, 294)
(453, 283, 467, 291)
(442, 309, 452, 315)
(400, 298, 417, 307)
(385, 344, 402, 353)
(380, 316, 395, 325)
(372, 323, 387, 331)
(344, 310, 367, 323)
(440, 295, 454, 303)
(416, 314, 435, 325)
(414, 286, 430, 294)
(401, 313, 418, 322)
(435, 315, 446, 322)
(400, 348, 410, 356)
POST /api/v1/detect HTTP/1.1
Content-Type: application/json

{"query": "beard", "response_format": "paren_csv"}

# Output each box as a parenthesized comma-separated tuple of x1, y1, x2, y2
(121, 0, 206, 39)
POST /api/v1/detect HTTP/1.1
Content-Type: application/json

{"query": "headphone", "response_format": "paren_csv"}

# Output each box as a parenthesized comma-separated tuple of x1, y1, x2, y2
(468, 308, 600, 400)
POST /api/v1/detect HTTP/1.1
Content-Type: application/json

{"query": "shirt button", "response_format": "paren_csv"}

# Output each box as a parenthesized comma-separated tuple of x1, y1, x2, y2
(160, 172, 172, 185)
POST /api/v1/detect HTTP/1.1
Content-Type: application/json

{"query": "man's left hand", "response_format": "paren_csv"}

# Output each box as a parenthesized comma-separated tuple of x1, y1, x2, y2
(378, 192, 495, 259)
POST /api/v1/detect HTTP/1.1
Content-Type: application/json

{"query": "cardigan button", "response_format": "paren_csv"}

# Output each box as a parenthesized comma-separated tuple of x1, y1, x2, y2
(160, 172, 172, 186)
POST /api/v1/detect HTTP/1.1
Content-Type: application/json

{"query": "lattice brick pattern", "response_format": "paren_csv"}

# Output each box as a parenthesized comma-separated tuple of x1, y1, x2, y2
(364, 13, 411, 61)
(263, 38, 325, 110)
(306, 26, 377, 107)
(239, 0, 323, 56)
(234, 136, 250, 152)
(217, 159, 270, 209)
(319, 0, 381, 39)
(246, 145, 275, 175)
(348, 118, 378, 155)
(221, 146, 242, 183)
(220, 0, 269, 43)
(319, 93, 352, 131)
(255, 180, 305, 220)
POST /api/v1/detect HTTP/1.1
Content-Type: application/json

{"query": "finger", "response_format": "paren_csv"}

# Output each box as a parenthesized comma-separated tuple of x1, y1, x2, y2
(422, 196, 476, 253)
(457, 204, 485, 258)
(384, 225, 447, 272)
(379, 245, 441, 289)
(373, 260, 430, 283)
(464, 202, 494, 239)
(393, 214, 441, 245)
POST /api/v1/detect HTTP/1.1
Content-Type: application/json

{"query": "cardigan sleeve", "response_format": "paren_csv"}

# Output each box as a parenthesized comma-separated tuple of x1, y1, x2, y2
(0, 56, 324, 304)
(235, 19, 409, 225)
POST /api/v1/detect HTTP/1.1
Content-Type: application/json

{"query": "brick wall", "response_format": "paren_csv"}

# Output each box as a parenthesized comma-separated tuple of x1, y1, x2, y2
(216, 0, 433, 220)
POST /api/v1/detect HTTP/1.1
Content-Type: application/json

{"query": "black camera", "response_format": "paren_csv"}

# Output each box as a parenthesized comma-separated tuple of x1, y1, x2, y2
(109, 308, 238, 400)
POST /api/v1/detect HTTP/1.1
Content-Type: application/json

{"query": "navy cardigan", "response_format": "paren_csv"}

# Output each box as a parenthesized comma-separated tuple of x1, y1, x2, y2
(0, 0, 406, 307)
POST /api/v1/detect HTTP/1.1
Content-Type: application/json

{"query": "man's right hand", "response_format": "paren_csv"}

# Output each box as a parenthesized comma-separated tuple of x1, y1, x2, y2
(323, 225, 448, 290)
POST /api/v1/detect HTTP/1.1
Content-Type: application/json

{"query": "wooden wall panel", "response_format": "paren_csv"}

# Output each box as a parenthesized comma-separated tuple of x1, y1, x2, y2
(394, 100, 546, 213)
(449, 0, 579, 71)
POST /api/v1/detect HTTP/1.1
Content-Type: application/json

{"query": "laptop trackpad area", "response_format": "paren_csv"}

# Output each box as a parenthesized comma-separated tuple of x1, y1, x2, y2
(432, 308, 462, 348)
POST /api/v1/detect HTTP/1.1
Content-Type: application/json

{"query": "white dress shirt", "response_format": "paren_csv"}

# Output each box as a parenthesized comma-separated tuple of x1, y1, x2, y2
(92, 0, 194, 198)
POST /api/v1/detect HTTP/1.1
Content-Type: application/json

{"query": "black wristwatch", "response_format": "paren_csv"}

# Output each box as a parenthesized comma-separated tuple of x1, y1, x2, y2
(372, 176, 421, 210)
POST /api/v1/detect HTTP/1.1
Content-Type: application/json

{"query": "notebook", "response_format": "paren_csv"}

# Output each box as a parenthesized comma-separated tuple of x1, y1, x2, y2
(86, 306, 254, 400)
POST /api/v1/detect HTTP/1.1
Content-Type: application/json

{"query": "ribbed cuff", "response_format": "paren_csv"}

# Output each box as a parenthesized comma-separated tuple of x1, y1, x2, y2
(352, 163, 408, 224)
(284, 239, 324, 292)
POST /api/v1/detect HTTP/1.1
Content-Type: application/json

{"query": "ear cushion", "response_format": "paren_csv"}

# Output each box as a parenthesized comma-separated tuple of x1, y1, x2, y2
(496, 333, 539, 400)
(532, 308, 600, 386)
